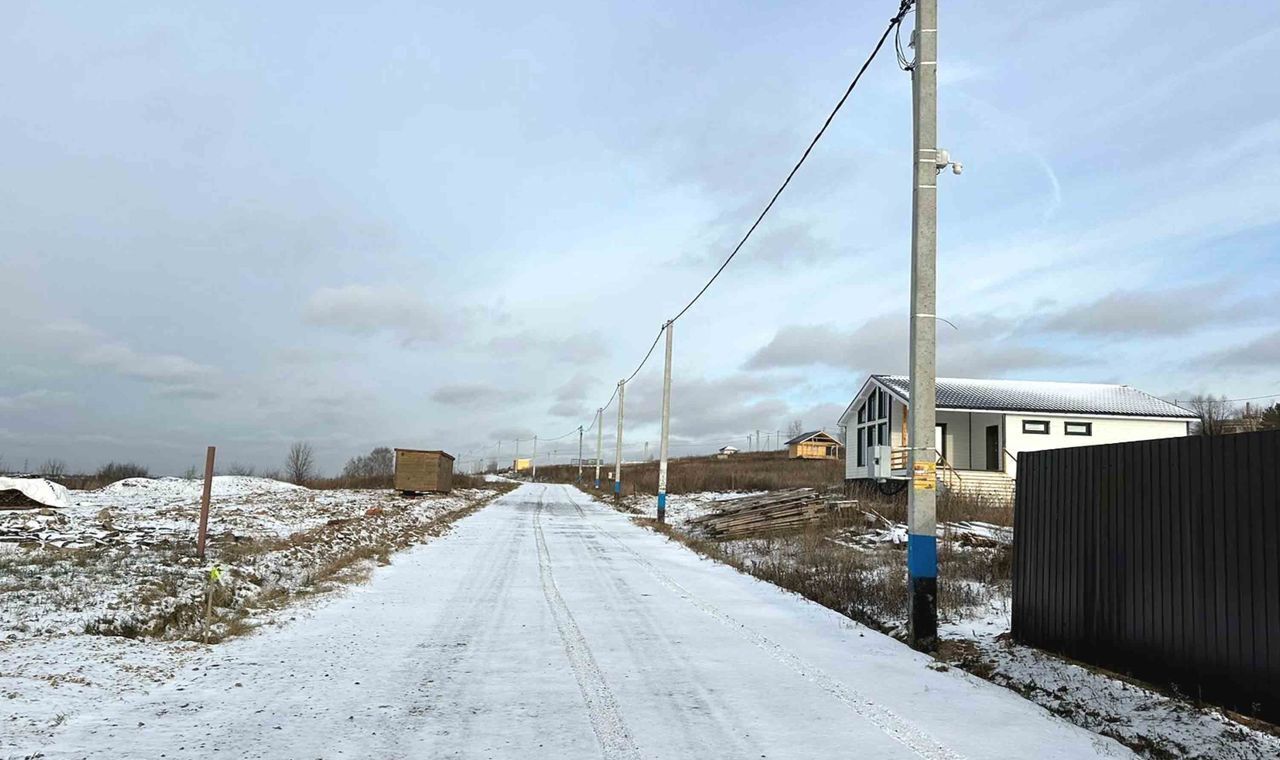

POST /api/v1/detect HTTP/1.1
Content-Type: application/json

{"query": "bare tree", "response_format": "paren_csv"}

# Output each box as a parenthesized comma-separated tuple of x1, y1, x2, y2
(367, 447, 394, 477)
(787, 420, 804, 438)
(285, 442, 316, 485)
(39, 459, 68, 477)
(1187, 394, 1236, 436)
(226, 462, 257, 476)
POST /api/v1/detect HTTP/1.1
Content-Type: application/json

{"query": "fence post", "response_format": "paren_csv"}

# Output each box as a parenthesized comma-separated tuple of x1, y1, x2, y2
(196, 446, 215, 558)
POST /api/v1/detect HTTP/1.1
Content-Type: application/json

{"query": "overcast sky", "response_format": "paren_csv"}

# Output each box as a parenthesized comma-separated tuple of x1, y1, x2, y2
(3, 0, 1279, 475)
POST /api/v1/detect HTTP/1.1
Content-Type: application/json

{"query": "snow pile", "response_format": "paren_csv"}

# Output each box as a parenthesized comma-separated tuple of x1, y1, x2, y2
(0, 477, 72, 509)
(74, 476, 352, 539)
(98, 475, 305, 500)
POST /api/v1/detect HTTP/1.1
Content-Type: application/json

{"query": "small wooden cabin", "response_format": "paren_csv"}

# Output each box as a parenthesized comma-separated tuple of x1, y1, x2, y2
(785, 430, 843, 460)
(394, 449, 454, 494)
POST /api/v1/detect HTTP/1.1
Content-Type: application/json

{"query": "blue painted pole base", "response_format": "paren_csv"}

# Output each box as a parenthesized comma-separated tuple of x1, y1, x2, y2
(594, 479, 601, 489)
(907, 532, 938, 650)
(657, 491, 667, 523)
(613, 481, 621, 495)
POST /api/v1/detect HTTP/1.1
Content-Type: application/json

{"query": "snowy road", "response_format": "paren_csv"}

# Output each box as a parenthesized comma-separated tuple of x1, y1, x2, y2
(46, 484, 1129, 759)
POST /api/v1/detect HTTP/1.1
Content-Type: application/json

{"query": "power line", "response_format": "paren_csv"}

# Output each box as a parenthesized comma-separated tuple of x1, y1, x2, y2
(668, 0, 914, 325)
(487, 0, 915, 461)
(1169, 392, 1280, 404)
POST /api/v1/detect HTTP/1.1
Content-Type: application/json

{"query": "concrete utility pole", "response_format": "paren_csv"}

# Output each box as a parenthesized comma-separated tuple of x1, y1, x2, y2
(907, 0, 940, 652)
(613, 380, 626, 499)
(657, 321, 673, 523)
(577, 425, 584, 481)
(532, 435, 538, 482)
(594, 408, 604, 488)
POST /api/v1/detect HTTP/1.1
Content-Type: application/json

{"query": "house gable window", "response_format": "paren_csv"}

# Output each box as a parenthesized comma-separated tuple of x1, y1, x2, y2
(854, 384, 890, 472)
(1022, 419, 1050, 435)
(1065, 421, 1093, 436)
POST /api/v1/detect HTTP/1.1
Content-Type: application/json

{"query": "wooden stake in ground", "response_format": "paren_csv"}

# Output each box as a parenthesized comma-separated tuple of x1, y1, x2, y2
(196, 445, 215, 558)
(203, 564, 222, 644)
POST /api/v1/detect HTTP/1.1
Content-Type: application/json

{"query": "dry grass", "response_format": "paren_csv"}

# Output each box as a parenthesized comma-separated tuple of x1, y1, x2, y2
(7, 483, 516, 645)
(308, 471, 487, 491)
(538, 450, 843, 494)
(628, 484, 1012, 635)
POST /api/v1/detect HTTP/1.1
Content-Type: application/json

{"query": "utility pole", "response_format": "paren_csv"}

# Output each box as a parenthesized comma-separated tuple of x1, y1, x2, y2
(577, 425, 584, 482)
(613, 380, 626, 499)
(657, 321, 673, 523)
(776, 430, 781, 449)
(907, 0, 940, 652)
(532, 434, 538, 481)
(594, 408, 604, 488)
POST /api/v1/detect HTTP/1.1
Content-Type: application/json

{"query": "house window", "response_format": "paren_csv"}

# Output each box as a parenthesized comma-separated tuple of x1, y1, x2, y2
(1022, 419, 1050, 435)
(1065, 421, 1093, 436)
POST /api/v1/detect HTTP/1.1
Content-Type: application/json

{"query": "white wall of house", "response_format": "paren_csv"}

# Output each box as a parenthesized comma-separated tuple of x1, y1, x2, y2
(1003, 413, 1190, 477)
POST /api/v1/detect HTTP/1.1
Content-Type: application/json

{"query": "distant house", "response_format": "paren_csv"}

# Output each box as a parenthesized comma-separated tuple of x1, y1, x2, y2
(785, 430, 843, 460)
(512, 458, 532, 472)
(838, 375, 1196, 499)
(717, 445, 739, 459)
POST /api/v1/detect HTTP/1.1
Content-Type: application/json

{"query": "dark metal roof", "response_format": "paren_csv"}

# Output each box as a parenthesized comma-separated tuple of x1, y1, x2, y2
(785, 430, 841, 446)
(872, 375, 1197, 419)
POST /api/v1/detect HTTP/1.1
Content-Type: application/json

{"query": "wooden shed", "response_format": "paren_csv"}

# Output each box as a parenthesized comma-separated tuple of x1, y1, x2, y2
(394, 449, 454, 494)
(785, 430, 843, 460)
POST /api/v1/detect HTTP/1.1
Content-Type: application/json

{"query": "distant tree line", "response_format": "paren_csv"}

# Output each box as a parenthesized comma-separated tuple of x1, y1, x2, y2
(1187, 395, 1280, 436)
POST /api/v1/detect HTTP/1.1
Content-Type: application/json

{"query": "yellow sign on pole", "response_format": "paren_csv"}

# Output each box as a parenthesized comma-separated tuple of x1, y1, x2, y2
(912, 460, 936, 491)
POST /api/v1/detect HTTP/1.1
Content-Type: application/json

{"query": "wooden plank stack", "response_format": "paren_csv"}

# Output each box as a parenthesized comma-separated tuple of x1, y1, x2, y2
(687, 489, 855, 540)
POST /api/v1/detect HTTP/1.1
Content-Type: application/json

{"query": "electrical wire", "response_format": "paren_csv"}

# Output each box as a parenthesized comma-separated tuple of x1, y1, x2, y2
(894, 3, 916, 71)
(668, 0, 915, 325)
(1168, 393, 1280, 405)
(481, 0, 916, 459)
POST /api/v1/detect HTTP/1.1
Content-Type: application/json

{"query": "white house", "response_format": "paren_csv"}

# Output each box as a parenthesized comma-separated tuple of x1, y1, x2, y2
(838, 375, 1196, 498)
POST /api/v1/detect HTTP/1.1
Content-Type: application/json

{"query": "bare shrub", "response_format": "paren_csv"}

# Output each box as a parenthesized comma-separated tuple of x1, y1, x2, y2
(39, 459, 68, 477)
(225, 462, 257, 477)
(335, 446, 395, 488)
(285, 442, 316, 485)
(95, 462, 150, 483)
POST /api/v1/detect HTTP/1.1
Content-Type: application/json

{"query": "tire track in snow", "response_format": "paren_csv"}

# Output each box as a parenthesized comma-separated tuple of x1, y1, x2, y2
(533, 488, 642, 760)
(395, 505, 528, 756)
(560, 486, 966, 760)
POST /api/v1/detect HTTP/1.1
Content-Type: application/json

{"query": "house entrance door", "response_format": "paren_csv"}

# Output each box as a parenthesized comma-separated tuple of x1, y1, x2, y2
(986, 425, 1001, 471)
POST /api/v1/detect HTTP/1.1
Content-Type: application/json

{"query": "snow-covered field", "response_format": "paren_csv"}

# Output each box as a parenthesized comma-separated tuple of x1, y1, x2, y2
(1, 476, 507, 753)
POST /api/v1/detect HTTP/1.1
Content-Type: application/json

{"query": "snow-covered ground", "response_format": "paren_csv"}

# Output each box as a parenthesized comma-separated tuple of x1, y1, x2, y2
(2, 476, 505, 753)
(617, 489, 1280, 758)
(13, 484, 1133, 758)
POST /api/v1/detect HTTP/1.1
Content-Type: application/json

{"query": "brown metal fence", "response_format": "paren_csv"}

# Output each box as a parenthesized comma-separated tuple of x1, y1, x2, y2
(1013, 429, 1280, 723)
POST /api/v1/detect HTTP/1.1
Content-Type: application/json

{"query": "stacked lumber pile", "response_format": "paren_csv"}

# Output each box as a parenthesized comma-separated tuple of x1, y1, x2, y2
(687, 489, 856, 539)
